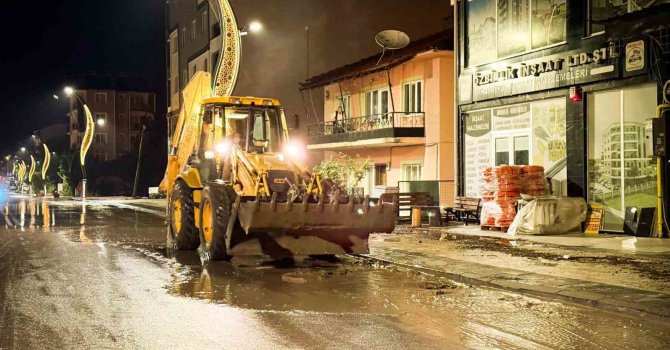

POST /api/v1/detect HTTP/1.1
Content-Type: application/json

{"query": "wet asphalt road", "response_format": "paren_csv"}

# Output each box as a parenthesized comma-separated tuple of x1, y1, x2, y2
(0, 194, 669, 349)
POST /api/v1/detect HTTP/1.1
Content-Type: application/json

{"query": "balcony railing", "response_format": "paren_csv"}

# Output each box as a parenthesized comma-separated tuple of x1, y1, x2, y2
(308, 112, 424, 138)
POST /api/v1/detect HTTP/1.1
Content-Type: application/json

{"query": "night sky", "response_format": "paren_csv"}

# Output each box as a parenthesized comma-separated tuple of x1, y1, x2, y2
(0, 0, 450, 156)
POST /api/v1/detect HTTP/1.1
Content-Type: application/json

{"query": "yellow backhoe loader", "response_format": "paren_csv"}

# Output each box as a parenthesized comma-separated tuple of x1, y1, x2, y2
(161, 72, 397, 260)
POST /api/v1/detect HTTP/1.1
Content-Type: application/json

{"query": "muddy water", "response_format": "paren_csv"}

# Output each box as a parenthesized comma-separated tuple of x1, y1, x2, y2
(1, 194, 669, 349)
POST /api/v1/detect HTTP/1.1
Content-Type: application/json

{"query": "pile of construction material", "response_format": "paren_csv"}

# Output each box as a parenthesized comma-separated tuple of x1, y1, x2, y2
(480, 165, 549, 229)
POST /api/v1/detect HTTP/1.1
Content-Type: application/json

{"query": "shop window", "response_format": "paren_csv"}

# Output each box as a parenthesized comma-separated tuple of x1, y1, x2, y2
(464, 98, 566, 197)
(587, 84, 657, 232)
(514, 136, 529, 165)
(402, 163, 422, 181)
(403, 81, 423, 113)
(588, 0, 662, 35)
(466, 0, 566, 67)
(374, 164, 387, 186)
(495, 137, 510, 165)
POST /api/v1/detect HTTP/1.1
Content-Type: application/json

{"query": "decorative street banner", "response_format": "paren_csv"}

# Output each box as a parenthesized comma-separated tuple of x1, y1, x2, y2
(42, 143, 51, 180)
(80, 105, 95, 166)
(29, 156, 36, 184)
(464, 110, 492, 197)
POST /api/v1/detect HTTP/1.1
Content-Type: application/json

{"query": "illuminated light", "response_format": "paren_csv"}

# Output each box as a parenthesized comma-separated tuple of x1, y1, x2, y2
(369, 201, 377, 207)
(20, 147, 26, 152)
(230, 98, 242, 104)
(215, 141, 231, 154)
(276, 153, 285, 162)
(357, 208, 364, 215)
(64, 87, 74, 96)
(204, 151, 215, 159)
(53, 95, 59, 100)
(96, 118, 106, 126)
(283, 142, 305, 160)
(249, 21, 263, 33)
(262, 99, 273, 106)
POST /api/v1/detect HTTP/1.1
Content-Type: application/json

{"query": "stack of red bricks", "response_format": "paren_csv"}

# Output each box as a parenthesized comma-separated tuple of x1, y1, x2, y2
(480, 165, 549, 228)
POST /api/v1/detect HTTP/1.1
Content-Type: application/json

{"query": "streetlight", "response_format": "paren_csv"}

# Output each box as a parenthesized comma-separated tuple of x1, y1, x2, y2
(64, 85, 94, 200)
(239, 21, 263, 36)
(249, 21, 263, 33)
(20, 147, 26, 152)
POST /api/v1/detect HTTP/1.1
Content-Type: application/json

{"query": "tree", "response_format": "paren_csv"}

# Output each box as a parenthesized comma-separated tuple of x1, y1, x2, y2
(314, 153, 370, 195)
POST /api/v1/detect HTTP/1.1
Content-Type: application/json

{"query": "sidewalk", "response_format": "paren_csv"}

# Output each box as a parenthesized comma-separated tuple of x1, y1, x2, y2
(90, 198, 670, 319)
(367, 226, 670, 320)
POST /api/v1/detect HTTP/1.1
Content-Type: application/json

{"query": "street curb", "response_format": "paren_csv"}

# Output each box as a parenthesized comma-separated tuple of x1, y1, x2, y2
(356, 253, 669, 322)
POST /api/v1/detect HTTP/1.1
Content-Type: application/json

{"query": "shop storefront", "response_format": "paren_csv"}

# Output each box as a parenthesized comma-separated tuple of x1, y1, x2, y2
(455, 1, 670, 233)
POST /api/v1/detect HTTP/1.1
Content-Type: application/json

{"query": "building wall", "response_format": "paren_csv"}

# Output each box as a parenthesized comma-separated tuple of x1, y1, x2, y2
(316, 51, 455, 194)
(69, 89, 156, 161)
(455, 1, 669, 232)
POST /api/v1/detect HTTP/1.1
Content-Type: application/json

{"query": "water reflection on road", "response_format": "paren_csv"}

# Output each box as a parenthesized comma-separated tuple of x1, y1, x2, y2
(0, 194, 669, 349)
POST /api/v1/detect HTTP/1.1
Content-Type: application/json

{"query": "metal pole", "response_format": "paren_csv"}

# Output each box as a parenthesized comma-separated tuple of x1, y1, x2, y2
(132, 125, 146, 198)
(305, 26, 310, 79)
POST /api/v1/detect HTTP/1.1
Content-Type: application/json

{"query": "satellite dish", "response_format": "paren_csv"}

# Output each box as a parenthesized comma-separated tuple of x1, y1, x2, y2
(375, 30, 410, 50)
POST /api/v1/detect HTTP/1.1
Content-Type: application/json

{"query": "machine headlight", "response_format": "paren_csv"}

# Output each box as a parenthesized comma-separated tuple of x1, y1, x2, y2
(283, 142, 305, 161)
(215, 141, 231, 154)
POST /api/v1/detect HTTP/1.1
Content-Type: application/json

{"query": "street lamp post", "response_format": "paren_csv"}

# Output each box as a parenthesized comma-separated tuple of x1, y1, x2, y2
(64, 86, 94, 200)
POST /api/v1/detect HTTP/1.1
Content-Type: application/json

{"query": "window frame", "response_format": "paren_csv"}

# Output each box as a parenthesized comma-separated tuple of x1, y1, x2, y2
(94, 92, 107, 104)
(401, 162, 423, 181)
(403, 80, 423, 113)
(363, 88, 390, 116)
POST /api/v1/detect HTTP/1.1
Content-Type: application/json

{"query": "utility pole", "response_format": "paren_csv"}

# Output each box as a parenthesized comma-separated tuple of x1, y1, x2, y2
(305, 26, 310, 79)
(132, 124, 146, 198)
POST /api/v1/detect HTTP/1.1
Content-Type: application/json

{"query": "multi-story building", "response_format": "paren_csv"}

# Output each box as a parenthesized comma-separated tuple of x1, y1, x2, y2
(300, 31, 454, 200)
(167, 0, 221, 133)
(454, 1, 670, 232)
(68, 89, 156, 161)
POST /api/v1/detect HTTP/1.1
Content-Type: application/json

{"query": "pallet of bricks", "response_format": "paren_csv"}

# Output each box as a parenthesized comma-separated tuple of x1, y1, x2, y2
(480, 165, 549, 232)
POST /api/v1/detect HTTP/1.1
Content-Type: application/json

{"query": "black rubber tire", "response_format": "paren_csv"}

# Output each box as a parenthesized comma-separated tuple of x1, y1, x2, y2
(169, 180, 200, 250)
(199, 184, 237, 261)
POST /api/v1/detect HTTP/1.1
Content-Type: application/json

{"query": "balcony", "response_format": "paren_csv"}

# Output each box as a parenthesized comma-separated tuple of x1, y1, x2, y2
(307, 112, 425, 150)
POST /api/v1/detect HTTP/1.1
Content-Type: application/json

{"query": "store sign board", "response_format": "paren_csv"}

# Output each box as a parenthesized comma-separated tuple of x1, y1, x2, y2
(464, 110, 492, 197)
(468, 45, 620, 102)
(624, 39, 647, 77)
(493, 103, 531, 131)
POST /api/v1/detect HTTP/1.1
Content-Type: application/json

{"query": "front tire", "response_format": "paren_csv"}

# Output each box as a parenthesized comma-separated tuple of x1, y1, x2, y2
(199, 184, 237, 261)
(169, 180, 200, 250)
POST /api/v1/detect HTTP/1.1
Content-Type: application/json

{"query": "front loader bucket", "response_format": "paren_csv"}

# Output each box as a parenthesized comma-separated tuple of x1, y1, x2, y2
(229, 196, 398, 257)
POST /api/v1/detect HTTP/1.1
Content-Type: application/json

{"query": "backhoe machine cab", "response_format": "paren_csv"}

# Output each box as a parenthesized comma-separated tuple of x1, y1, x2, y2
(165, 96, 397, 261)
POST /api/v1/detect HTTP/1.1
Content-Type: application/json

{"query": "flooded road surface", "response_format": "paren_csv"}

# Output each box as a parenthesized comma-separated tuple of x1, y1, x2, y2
(0, 195, 668, 349)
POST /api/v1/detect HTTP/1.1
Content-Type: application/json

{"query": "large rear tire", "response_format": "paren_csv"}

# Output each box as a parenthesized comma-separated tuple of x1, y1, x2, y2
(169, 180, 200, 250)
(199, 184, 237, 261)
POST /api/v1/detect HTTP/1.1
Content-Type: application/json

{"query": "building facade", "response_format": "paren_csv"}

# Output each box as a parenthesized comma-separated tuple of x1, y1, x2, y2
(301, 31, 455, 200)
(68, 90, 156, 161)
(167, 0, 222, 132)
(454, 1, 670, 232)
